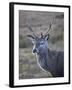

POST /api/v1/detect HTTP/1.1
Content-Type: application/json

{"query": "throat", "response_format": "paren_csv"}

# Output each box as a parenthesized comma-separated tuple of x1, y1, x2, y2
(37, 49, 49, 70)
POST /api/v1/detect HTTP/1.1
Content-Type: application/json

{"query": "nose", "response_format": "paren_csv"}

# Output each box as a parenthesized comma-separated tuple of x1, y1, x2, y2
(32, 49, 37, 53)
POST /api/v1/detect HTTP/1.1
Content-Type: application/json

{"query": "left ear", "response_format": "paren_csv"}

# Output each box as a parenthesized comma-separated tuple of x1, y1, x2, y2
(45, 34, 49, 40)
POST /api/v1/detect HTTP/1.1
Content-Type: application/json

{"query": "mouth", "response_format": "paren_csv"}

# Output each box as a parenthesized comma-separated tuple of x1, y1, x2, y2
(36, 51, 40, 55)
(32, 49, 39, 54)
(32, 51, 39, 55)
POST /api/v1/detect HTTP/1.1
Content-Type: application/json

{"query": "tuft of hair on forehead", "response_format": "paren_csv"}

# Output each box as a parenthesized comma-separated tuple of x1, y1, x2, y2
(40, 32, 44, 39)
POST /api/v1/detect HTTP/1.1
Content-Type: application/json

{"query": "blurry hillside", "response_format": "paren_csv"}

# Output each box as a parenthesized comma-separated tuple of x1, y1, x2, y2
(19, 10, 64, 79)
(19, 10, 64, 50)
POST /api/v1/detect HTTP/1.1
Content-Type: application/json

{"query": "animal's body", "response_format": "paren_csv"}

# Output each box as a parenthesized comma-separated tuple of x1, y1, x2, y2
(27, 24, 64, 77)
(37, 48, 64, 77)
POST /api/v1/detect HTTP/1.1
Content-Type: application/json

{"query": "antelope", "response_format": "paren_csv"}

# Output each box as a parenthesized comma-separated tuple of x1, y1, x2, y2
(27, 23, 64, 77)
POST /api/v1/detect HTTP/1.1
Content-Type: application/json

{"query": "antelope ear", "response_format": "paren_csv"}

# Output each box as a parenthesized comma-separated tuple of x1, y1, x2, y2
(45, 34, 49, 40)
(27, 35, 35, 43)
(27, 35, 35, 40)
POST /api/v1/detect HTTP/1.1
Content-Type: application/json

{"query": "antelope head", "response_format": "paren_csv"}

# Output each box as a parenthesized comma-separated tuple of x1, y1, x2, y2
(27, 23, 52, 55)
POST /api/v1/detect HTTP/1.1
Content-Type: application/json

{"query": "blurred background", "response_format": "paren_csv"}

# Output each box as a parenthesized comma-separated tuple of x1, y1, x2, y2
(19, 10, 64, 79)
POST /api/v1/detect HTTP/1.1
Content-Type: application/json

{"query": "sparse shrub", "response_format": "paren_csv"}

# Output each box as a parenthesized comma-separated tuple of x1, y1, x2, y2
(19, 34, 32, 48)
(50, 34, 63, 44)
(19, 39, 28, 48)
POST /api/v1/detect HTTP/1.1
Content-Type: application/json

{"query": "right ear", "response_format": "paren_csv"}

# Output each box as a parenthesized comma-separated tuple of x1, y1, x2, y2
(27, 35, 35, 40)
(27, 35, 35, 39)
